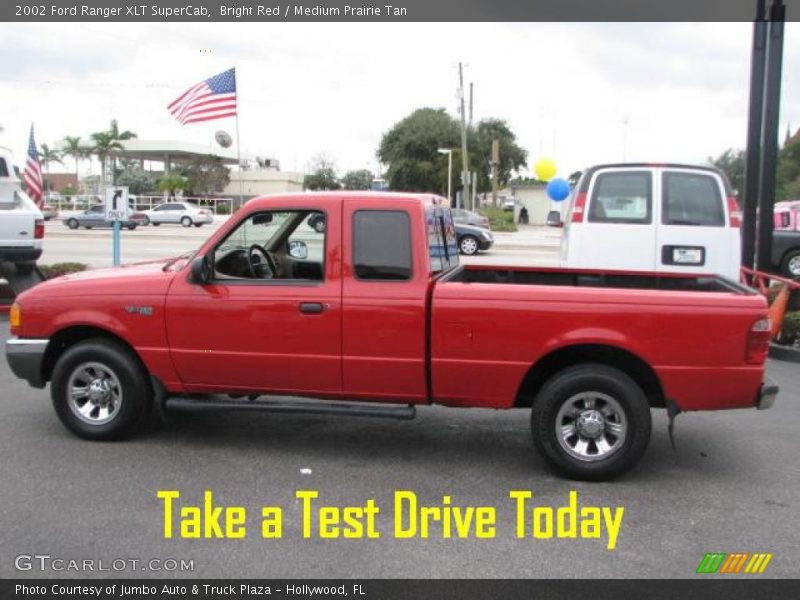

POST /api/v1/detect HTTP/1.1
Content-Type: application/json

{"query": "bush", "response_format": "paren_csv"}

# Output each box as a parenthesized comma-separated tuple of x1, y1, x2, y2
(478, 207, 517, 232)
(777, 310, 800, 346)
(215, 203, 231, 215)
(39, 262, 88, 279)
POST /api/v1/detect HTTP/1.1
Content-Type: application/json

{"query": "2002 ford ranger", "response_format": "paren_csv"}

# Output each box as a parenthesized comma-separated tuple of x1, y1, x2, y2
(5, 192, 778, 480)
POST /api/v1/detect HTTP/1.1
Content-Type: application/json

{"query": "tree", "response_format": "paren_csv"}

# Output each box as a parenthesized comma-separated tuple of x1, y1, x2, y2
(158, 174, 188, 199)
(304, 155, 341, 191)
(179, 156, 230, 196)
(777, 137, 800, 200)
(470, 119, 527, 193)
(89, 131, 123, 185)
(38, 143, 62, 173)
(341, 169, 373, 190)
(708, 148, 745, 196)
(62, 136, 86, 191)
(378, 108, 460, 194)
(115, 159, 157, 195)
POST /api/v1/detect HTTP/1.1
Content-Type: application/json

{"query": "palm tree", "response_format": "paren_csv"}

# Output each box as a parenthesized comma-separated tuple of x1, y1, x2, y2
(89, 131, 123, 186)
(107, 120, 137, 184)
(38, 144, 63, 173)
(62, 136, 85, 192)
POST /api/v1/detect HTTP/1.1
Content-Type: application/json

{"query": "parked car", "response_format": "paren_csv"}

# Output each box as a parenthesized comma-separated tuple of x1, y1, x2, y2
(62, 205, 143, 230)
(6, 192, 778, 481)
(560, 163, 741, 281)
(41, 204, 59, 221)
(143, 202, 213, 227)
(0, 147, 43, 275)
(455, 222, 493, 255)
(451, 208, 491, 229)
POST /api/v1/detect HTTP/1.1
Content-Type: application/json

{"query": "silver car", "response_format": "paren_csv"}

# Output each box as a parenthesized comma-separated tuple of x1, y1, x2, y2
(143, 202, 214, 227)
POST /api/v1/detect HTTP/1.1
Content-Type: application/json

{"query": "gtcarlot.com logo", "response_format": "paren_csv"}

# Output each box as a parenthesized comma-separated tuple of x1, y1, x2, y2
(696, 552, 773, 574)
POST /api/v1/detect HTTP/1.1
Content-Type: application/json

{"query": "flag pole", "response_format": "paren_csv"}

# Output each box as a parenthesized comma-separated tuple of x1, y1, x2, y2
(234, 67, 244, 209)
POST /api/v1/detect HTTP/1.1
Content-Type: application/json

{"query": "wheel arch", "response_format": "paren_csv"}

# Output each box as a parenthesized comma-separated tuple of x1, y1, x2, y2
(514, 343, 665, 409)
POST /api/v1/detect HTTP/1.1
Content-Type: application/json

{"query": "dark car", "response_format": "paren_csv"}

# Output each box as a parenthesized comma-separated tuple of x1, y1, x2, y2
(62, 205, 146, 231)
(455, 222, 494, 255)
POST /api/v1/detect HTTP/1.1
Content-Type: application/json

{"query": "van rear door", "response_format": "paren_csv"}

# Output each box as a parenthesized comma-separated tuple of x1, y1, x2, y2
(656, 168, 740, 280)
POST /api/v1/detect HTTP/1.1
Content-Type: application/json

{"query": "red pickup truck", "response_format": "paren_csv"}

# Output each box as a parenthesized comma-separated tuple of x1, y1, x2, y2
(5, 193, 778, 480)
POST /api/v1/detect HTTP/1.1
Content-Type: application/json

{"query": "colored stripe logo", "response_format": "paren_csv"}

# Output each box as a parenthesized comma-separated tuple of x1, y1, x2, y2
(696, 552, 773, 574)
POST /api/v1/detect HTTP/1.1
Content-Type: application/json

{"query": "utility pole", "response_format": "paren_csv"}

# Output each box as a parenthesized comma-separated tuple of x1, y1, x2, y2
(458, 62, 470, 210)
(491, 139, 500, 207)
(469, 82, 474, 127)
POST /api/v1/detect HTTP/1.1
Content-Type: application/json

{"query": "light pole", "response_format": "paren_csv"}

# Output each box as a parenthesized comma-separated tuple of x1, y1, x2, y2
(437, 148, 453, 204)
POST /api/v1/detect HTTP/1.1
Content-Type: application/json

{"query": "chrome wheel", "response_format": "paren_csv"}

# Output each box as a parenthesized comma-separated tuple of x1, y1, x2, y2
(789, 255, 800, 277)
(555, 392, 627, 462)
(66, 362, 123, 426)
(460, 236, 479, 255)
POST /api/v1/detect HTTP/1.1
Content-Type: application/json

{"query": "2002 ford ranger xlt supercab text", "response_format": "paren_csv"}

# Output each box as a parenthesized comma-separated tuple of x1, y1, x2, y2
(5, 192, 779, 480)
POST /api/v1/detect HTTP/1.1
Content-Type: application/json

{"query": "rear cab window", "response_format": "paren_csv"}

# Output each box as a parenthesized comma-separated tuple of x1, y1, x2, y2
(353, 210, 412, 281)
(662, 171, 724, 226)
(427, 206, 459, 274)
(588, 171, 652, 224)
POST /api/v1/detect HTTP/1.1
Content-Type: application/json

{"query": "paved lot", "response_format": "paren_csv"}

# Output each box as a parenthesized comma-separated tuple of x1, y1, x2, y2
(0, 319, 797, 578)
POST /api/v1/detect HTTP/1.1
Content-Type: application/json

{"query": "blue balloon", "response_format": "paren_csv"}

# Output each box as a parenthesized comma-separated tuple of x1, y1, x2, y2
(546, 178, 570, 201)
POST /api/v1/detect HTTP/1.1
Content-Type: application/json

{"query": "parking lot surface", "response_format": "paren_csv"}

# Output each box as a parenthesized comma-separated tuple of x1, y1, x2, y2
(0, 323, 797, 578)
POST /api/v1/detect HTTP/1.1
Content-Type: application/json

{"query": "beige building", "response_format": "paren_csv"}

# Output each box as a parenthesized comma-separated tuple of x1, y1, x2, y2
(223, 170, 304, 197)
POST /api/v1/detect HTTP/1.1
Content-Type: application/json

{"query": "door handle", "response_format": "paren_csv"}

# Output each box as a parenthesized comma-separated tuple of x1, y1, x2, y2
(299, 302, 325, 314)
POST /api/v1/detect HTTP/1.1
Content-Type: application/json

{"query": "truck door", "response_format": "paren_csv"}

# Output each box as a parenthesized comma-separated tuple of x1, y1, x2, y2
(341, 200, 429, 403)
(656, 168, 740, 280)
(574, 168, 657, 272)
(165, 202, 342, 395)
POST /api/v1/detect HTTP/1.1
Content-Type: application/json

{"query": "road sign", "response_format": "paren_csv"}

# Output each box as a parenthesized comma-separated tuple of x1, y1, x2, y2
(104, 186, 130, 222)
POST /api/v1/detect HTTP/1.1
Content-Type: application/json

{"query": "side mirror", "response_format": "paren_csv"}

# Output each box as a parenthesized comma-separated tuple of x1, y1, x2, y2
(288, 240, 308, 260)
(546, 210, 563, 227)
(191, 255, 213, 284)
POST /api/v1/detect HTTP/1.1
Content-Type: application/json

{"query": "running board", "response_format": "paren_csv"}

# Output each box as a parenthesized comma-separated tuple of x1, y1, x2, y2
(164, 395, 416, 420)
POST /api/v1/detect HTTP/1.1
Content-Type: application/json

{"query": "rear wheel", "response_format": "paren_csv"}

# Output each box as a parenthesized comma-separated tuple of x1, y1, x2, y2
(142, 216, 150, 226)
(181, 216, 192, 227)
(152, 222, 160, 227)
(531, 364, 652, 481)
(459, 235, 480, 255)
(194, 223, 203, 227)
(50, 338, 152, 440)
(67, 218, 79, 230)
(127, 224, 137, 231)
(780, 249, 800, 278)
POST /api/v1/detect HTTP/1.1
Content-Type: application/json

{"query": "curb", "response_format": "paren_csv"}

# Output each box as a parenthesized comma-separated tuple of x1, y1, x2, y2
(768, 342, 800, 363)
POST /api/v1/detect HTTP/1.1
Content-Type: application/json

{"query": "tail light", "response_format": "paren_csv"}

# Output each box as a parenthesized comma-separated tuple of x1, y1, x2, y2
(746, 317, 771, 364)
(727, 196, 741, 228)
(34, 218, 44, 239)
(571, 192, 587, 223)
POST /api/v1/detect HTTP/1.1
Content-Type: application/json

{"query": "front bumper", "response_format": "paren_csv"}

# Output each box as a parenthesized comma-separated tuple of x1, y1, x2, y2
(478, 238, 494, 251)
(5, 338, 48, 388)
(757, 377, 779, 410)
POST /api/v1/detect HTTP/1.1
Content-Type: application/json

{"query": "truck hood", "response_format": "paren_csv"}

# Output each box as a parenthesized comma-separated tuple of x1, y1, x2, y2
(23, 260, 181, 299)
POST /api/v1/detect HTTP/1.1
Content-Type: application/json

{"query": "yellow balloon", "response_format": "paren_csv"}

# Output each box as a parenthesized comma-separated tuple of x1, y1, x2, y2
(535, 158, 557, 182)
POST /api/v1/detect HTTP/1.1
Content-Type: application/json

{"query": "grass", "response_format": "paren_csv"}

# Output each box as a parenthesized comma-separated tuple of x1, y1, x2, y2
(478, 207, 517, 232)
(38, 262, 88, 279)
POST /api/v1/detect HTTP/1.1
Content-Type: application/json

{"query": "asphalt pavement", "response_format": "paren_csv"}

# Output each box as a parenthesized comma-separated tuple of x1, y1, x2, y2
(0, 322, 797, 579)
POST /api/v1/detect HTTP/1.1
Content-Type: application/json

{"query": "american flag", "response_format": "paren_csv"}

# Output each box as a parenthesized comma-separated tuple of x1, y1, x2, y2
(22, 124, 44, 207)
(167, 68, 237, 125)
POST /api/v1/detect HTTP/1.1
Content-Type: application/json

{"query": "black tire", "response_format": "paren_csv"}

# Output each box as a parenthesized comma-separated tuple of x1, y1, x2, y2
(152, 222, 160, 227)
(181, 216, 192, 227)
(67, 218, 79, 230)
(15, 262, 34, 275)
(194, 223, 203, 227)
(50, 338, 152, 441)
(531, 364, 652, 481)
(780, 249, 800, 278)
(459, 235, 480, 256)
(127, 224, 137, 231)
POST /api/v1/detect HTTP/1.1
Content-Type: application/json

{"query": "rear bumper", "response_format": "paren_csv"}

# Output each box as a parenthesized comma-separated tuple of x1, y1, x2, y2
(757, 377, 779, 410)
(5, 337, 48, 388)
(0, 247, 42, 263)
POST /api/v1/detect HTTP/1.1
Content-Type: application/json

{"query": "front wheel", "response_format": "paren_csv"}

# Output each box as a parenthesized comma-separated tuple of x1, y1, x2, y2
(780, 249, 800, 278)
(459, 235, 480, 255)
(181, 217, 192, 227)
(67, 218, 79, 230)
(50, 338, 152, 440)
(127, 224, 137, 231)
(531, 364, 652, 481)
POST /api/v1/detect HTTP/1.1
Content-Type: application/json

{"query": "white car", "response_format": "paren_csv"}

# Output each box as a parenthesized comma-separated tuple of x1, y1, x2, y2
(0, 147, 43, 275)
(560, 163, 741, 281)
(143, 202, 213, 227)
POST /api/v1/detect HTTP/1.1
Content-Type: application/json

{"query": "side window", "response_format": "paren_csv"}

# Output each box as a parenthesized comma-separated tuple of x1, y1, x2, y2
(155, 205, 167, 211)
(353, 210, 412, 281)
(288, 212, 325, 263)
(588, 172, 652, 224)
(662, 172, 724, 227)
(0, 159, 8, 177)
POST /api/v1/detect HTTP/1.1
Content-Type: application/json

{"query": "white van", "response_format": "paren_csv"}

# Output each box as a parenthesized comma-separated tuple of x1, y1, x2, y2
(0, 147, 44, 274)
(559, 163, 741, 281)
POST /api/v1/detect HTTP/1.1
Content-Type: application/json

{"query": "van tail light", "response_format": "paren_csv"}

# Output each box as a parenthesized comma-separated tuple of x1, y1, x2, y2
(746, 317, 771, 364)
(571, 192, 587, 223)
(34, 218, 45, 239)
(727, 196, 741, 228)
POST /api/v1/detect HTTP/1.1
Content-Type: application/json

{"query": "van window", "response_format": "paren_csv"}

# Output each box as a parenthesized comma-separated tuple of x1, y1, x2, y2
(588, 172, 652, 224)
(662, 172, 724, 226)
(353, 210, 412, 281)
(0, 159, 8, 177)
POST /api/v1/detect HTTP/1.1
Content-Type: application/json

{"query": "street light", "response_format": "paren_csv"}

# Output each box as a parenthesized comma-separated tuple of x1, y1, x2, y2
(437, 148, 453, 204)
